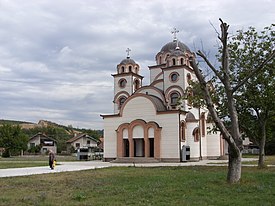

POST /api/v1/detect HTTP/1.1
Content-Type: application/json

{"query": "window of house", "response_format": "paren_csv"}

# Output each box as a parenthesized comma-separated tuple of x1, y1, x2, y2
(193, 128, 200, 142)
(170, 72, 179, 82)
(30, 143, 35, 148)
(119, 79, 127, 88)
(187, 73, 192, 84)
(119, 96, 126, 109)
(170, 92, 179, 106)
(181, 121, 186, 142)
(87, 140, 90, 145)
(201, 113, 206, 137)
(134, 79, 140, 91)
(75, 143, 80, 148)
(172, 58, 176, 65)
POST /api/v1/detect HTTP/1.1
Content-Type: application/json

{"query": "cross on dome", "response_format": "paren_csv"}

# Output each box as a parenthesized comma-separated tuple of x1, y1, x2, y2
(171, 27, 179, 41)
(126, 48, 131, 58)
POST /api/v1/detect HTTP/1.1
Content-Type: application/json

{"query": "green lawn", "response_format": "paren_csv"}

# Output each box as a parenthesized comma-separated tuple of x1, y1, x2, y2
(0, 155, 77, 169)
(0, 166, 274, 206)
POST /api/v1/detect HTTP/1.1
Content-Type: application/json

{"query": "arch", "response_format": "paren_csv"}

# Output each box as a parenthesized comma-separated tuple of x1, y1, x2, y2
(116, 120, 161, 159)
(170, 91, 180, 106)
(180, 121, 186, 142)
(118, 78, 127, 88)
(118, 96, 127, 109)
(193, 127, 200, 142)
(172, 58, 176, 65)
(114, 91, 130, 103)
(134, 79, 140, 91)
(186, 112, 196, 122)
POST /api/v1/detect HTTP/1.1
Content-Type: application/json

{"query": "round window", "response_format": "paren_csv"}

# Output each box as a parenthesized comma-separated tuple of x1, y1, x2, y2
(170, 73, 179, 82)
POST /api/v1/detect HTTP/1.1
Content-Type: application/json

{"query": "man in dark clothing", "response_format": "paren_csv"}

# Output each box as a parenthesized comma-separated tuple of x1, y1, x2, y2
(48, 150, 56, 169)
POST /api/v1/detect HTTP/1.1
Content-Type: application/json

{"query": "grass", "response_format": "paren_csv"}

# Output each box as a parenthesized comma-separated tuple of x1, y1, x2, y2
(0, 155, 77, 169)
(0, 166, 275, 206)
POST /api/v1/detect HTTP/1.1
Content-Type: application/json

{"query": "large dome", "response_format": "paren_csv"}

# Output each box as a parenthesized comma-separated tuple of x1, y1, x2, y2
(160, 40, 190, 53)
(120, 57, 136, 65)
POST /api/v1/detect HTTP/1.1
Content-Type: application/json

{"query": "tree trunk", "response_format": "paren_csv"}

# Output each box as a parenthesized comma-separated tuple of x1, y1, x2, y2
(227, 148, 242, 183)
(258, 121, 267, 168)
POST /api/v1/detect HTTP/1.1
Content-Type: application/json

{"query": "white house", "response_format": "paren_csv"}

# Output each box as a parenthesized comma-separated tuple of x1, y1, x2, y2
(28, 132, 57, 154)
(101, 32, 224, 162)
(66, 133, 99, 152)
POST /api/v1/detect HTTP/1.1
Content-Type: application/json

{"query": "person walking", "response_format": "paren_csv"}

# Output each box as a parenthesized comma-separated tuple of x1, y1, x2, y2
(48, 149, 56, 170)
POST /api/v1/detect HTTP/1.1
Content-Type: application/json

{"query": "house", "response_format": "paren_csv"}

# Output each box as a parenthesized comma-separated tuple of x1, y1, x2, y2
(66, 133, 99, 152)
(28, 133, 57, 154)
(101, 30, 224, 162)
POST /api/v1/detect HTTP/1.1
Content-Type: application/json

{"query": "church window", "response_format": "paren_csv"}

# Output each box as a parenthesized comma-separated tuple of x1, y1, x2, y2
(180, 58, 184, 65)
(121, 66, 125, 73)
(180, 121, 186, 142)
(187, 73, 192, 84)
(170, 92, 180, 106)
(201, 113, 206, 137)
(172, 58, 176, 65)
(119, 96, 126, 109)
(170, 72, 179, 82)
(159, 56, 162, 64)
(193, 127, 200, 142)
(134, 79, 140, 91)
(129, 66, 132, 72)
(119, 79, 127, 88)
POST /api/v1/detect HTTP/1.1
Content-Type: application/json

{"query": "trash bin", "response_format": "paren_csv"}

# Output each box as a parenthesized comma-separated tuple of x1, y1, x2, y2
(77, 148, 89, 160)
(182, 145, 190, 161)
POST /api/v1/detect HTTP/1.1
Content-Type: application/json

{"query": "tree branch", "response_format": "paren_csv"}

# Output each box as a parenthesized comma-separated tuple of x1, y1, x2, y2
(196, 50, 224, 82)
(232, 50, 275, 93)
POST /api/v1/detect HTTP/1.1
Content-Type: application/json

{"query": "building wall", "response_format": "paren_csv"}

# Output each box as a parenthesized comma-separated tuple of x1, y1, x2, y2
(103, 96, 180, 160)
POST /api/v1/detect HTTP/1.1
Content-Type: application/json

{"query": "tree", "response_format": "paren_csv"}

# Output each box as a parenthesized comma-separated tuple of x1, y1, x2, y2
(189, 19, 275, 183)
(228, 24, 275, 168)
(0, 124, 28, 157)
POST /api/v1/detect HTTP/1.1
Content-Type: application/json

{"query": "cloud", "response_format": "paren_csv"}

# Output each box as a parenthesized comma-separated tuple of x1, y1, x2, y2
(0, 0, 274, 129)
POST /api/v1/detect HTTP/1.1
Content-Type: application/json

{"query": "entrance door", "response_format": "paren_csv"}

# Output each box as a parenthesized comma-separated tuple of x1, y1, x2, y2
(149, 138, 154, 157)
(123, 139, 129, 157)
(134, 139, 144, 157)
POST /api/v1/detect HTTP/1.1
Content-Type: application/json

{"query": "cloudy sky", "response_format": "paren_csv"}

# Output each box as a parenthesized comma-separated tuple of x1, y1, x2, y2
(0, 0, 274, 129)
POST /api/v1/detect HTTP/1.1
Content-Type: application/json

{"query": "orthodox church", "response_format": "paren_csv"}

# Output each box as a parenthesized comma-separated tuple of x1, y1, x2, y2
(101, 29, 224, 162)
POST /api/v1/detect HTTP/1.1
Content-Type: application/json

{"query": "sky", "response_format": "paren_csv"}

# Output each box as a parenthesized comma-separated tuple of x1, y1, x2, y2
(0, 0, 274, 129)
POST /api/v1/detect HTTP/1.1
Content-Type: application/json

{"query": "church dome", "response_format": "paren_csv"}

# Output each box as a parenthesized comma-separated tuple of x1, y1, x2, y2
(160, 40, 190, 53)
(120, 57, 136, 65)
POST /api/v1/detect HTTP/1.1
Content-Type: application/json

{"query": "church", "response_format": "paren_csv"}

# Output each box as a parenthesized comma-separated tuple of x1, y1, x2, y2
(101, 29, 224, 162)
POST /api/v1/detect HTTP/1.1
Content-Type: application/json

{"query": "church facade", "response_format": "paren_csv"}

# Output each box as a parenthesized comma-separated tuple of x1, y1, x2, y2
(101, 32, 224, 162)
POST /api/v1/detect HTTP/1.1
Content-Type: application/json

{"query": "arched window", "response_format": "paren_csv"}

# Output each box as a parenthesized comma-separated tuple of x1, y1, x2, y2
(119, 79, 127, 88)
(187, 73, 192, 84)
(170, 92, 179, 106)
(201, 113, 206, 137)
(180, 121, 186, 142)
(180, 58, 184, 65)
(134, 79, 140, 91)
(129, 66, 132, 72)
(121, 66, 125, 73)
(118, 96, 126, 109)
(172, 58, 176, 65)
(193, 127, 200, 142)
(159, 56, 162, 64)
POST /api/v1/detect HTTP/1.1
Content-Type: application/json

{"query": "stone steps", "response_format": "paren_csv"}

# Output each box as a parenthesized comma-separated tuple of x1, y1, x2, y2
(111, 157, 160, 163)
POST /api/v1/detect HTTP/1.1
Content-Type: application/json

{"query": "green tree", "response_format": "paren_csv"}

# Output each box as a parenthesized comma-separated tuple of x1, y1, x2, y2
(228, 24, 275, 168)
(0, 124, 28, 157)
(190, 19, 275, 183)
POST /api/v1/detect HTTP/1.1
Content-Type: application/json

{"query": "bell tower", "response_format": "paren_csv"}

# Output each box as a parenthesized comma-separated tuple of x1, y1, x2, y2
(112, 48, 143, 113)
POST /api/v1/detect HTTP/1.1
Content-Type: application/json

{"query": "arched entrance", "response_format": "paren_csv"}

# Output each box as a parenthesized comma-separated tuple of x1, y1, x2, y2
(116, 120, 161, 159)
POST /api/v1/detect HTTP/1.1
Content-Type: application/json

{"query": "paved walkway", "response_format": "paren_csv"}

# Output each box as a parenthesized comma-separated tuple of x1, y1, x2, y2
(0, 158, 257, 178)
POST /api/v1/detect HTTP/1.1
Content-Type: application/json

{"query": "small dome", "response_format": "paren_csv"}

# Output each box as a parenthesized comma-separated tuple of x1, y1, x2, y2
(161, 40, 190, 53)
(120, 57, 136, 65)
